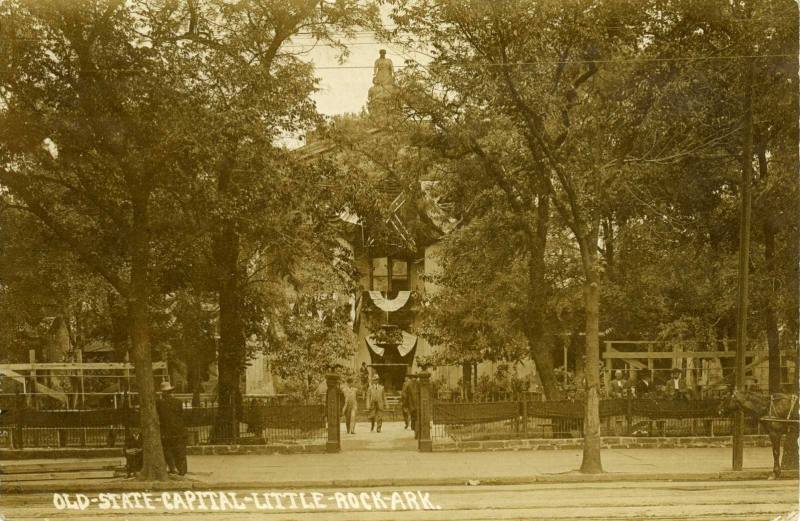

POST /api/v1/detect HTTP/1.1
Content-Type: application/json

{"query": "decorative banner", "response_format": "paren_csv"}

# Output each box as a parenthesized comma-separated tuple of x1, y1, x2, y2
(365, 338, 385, 357)
(351, 293, 362, 333)
(397, 330, 418, 357)
(365, 329, 418, 358)
(368, 290, 411, 312)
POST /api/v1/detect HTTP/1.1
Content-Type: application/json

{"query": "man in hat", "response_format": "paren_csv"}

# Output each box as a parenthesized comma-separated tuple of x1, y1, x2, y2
(340, 378, 358, 434)
(608, 369, 627, 398)
(631, 369, 653, 398)
(359, 362, 370, 398)
(666, 368, 692, 401)
(401, 376, 417, 431)
(156, 381, 187, 475)
(366, 374, 385, 433)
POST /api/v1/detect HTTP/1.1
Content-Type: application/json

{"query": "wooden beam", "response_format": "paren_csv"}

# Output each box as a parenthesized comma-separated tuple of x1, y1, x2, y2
(0, 368, 68, 405)
(602, 351, 764, 359)
(605, 346, 649, 371)
(0, 362, 166, 371)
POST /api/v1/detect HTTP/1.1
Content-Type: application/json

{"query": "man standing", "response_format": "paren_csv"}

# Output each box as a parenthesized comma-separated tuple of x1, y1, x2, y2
(156, 381, 187, 475)
(401, 376, 417, 431)
(608, 369, 627, 398)
(667, 368, 692, 400)
(631, 369, 652, 398)
(359, 362, 370, 397)
(340, 379, 358, 434)
(366, 374, 385, 433)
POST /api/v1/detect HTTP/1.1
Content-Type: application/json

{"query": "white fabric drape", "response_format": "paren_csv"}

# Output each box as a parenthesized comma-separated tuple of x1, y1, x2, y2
(397, 330, 417, 357)
(365, 329, 418, 358)
(368, 290, 411, 312)
(365, 338, 385, 357)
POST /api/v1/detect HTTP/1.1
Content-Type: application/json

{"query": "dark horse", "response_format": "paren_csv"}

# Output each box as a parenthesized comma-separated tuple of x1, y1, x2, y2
(719, 390, 799, 478)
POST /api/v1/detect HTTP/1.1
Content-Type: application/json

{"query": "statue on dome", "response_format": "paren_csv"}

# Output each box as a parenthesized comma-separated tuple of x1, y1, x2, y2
(373, 49, 394, 88)
(368, 49, 398, 119)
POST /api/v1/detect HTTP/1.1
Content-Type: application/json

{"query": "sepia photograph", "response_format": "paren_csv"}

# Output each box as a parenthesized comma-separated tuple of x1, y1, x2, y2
(0, 0, 798, 519)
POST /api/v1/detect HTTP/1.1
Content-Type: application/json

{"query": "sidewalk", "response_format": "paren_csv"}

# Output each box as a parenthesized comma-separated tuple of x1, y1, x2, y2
(2, 422, 796, 492)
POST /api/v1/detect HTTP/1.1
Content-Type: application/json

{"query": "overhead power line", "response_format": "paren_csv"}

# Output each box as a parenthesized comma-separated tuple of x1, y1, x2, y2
(0, 53, 790, 73)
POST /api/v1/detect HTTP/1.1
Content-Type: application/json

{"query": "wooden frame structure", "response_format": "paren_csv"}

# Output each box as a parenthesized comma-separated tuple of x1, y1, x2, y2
(602, 340, 794, 395)
(0, 349, 168, 409)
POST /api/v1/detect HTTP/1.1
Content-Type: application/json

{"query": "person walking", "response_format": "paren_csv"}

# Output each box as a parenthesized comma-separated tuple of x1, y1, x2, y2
(340, 379, 358, 434)
(366, 374, 385, 433)
(156, 381, 187, 475)
(359, 362, 370, 399)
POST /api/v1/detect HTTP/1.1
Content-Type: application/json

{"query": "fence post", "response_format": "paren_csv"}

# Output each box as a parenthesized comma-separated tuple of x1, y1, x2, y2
(521, 393, 528, 437)
(325, 374, 340, 453)
(14, 391, 24, 449)
(417, 372, 432, 452)
(28, 349, 36, 410)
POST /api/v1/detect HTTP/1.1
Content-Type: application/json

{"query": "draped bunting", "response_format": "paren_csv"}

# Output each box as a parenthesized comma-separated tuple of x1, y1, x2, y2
(397, 330, 418, 357)
(351, 293, 362, 333)
(367, 290, 411, 312)
(365, 329, 418, 357)
(366, 338, 385, 357)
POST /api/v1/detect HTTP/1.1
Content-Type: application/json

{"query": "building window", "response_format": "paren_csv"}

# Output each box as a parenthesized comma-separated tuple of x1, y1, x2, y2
(391, 259, 409, 292)
(371, 257, 409, 294)
(372, 257, 389, 292)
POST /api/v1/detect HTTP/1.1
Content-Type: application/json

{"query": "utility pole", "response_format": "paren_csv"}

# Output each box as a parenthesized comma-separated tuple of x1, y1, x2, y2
(733, 53, 754, 472)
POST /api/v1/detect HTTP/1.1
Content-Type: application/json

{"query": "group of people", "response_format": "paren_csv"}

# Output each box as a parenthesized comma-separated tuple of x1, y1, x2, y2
(607, 368, 694, 400)
(341, 364, 419, 435)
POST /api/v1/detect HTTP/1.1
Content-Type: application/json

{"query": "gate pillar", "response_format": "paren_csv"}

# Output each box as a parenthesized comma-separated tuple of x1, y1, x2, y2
(417, 372, 432, 452)
(325, 374, 341, 453)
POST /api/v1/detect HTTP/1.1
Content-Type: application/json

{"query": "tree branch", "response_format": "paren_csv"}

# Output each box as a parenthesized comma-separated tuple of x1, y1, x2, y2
(0, 169, 130, 297)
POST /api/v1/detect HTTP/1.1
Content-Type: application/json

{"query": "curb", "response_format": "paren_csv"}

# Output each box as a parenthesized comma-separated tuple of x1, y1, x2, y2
(0, 435, 769, 459)
(3, 470, 797, 493)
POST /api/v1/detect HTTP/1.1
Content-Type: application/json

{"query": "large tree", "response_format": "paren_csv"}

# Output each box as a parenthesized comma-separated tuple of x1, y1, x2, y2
(388, 0, 797, 473)
(0, 0, 214, 478)
(145, 0, 379, 440)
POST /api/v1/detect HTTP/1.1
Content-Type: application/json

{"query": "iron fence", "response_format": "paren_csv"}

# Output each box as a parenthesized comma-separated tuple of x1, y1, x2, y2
(431, 398, 765, 443)
(0, 402, 326, 449)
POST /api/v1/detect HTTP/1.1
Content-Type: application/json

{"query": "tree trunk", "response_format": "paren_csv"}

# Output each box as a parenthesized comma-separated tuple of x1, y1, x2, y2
(758, 146, 781, 393)
(129, 192, 167, 480)
(213, 219, 245, 442)
(527, 336, 561, 399)
(191, 354, 202, 408)
(211, 153, 247, 442)
(524, 194, 563, 400)
(578, 231, 603, 474)
(601, 216, 614, 280)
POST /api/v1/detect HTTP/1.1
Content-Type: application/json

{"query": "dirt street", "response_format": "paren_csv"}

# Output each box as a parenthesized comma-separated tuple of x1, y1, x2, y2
(1, 479, 796, 521)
